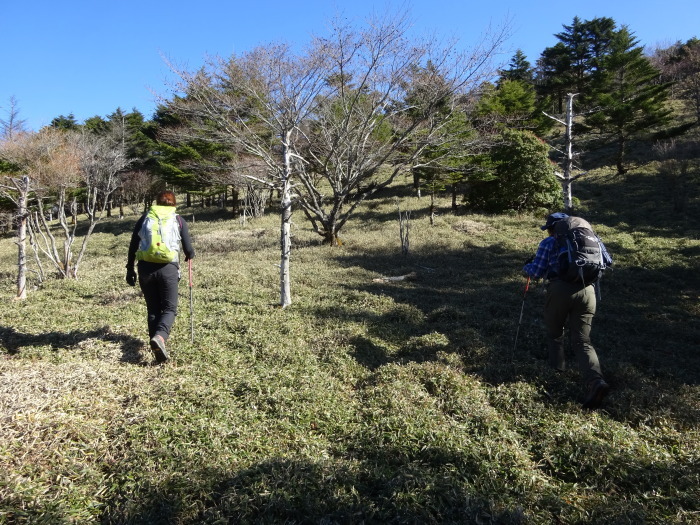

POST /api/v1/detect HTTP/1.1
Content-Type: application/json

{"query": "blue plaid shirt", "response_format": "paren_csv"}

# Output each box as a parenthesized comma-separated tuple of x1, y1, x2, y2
(523, 235, 559, 280)
(523, 230, 613, 281)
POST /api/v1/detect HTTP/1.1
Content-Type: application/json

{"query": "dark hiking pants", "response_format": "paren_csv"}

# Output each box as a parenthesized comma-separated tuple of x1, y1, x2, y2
(138, 262, 180, 340)
(544, 279, 603, 385)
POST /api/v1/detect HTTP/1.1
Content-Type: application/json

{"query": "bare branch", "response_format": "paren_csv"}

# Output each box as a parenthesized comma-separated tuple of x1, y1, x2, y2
(0, 96, 27, 140)
(542, 111, 566, 126)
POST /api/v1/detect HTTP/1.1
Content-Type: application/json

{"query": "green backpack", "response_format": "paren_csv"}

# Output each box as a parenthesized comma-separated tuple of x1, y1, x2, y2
(136, 205, 182, 263)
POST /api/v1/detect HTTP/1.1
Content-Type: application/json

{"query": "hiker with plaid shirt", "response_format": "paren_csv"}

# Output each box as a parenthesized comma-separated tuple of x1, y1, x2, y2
(524, 212, 610, 409)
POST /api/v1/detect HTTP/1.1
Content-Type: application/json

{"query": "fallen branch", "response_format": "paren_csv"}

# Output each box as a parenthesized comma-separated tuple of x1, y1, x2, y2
(372, 271, 418, 283)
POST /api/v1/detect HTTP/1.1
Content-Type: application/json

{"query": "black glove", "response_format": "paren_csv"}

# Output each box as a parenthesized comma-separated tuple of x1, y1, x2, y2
(126, 268, 137, 286)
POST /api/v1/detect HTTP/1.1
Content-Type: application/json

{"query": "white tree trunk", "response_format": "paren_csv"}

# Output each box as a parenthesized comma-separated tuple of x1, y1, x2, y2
(562, 93, 576, 213)
(279, 191, 292, 308)
(279, 135, 293, 308)
(15, 176, 29, 300)
(546, 93, 581, 214)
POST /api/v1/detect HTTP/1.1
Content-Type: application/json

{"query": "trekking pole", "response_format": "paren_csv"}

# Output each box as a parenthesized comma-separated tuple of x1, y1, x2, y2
(513, 276, 531, 355)
(188, 259, 194, 344)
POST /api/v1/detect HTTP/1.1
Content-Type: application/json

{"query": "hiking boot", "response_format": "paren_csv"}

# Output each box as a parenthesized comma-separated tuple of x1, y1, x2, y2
(582, 378, 610, 409)
(150, 335, 169, 364)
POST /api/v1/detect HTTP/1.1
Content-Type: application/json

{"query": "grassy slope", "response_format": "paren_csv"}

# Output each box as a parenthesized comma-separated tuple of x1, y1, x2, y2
(0, 162, 698, 523)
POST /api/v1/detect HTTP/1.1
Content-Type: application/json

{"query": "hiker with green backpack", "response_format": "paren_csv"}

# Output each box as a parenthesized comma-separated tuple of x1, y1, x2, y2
(126, 191, 195, 364)
(523, 212, 613, 409)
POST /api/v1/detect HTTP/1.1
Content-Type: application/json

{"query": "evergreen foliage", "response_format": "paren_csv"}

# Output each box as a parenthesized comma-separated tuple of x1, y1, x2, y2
(151, 104, 234, 193)
(536, 17, 616, 112)
(499, 49, 533, 85)
(411, 108, 475, 214)
(465, 128, 562, 212)
(49, 113, 80, 131)
(475, 79, 552, 134)
(583, 27, 673, 174)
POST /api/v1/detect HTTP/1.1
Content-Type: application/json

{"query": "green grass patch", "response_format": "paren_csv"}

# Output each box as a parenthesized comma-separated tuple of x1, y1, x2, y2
(0, 162, 699, 523)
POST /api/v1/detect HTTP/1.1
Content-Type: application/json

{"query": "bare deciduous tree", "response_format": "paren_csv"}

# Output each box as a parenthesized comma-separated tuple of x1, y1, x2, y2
(1, 173, 31, 299)
(0, 128, 74, 297)
(0, 96, 27, 140)
(2, 126, 130, 292)
(29, 130, 82, 279)
(166, 41, 332, 308)
(164, 12, 508, 307)
(297, 17, 507, 244)
(121, 170, 158, 214)
(72, 130, 130, 275)
(651, 39, 700, 123)
(32, 129, 129, 278)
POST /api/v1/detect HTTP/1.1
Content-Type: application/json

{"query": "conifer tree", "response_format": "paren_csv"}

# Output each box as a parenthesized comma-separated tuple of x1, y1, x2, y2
(464, 128, 562, 212)
(536, 16, 616, 112)
(476, 79, 551, 134)
(584, 27, 673, 174)
(49, 114, 80, 131)
(499, 50, 533, 84)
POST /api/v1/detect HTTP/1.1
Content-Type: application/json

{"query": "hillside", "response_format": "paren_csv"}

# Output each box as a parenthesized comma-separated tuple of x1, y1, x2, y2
(0, 162, 698, 523)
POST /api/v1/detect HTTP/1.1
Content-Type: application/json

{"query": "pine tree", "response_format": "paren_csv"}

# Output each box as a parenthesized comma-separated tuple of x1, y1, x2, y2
(500, 50, 533, 84)
(476, 79, 552, 134)
(584, 27, 673, 174)
(49, 114, 80, 131)
(536, 17, 616, 111)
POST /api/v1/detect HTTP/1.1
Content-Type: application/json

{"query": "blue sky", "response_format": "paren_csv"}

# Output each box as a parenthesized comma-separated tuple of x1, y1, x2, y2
(3, 0, 698, 131)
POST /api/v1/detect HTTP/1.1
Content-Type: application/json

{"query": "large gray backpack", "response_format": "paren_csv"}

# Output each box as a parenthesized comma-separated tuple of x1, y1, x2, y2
(553, 216, 612, 285)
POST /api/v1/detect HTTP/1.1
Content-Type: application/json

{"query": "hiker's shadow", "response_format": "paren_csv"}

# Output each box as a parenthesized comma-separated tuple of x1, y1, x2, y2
(0, 325, 146, 365)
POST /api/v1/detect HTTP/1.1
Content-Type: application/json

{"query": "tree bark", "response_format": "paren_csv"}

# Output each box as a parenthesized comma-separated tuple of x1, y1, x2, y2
(562, 94, 576, 212)
(546, 93, 580, 213)
(616, 135, 627, 175)
(15, 176, 29, 300)
(279, 134, 293, 308)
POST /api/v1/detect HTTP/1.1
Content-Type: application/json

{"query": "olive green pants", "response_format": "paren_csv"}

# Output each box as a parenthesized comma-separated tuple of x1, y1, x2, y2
(544, 279, 603, 385)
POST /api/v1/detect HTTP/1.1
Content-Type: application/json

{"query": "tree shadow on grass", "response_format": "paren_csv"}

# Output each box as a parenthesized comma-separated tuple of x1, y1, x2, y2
(318, 240, 700, 426)
(0, 324, 146, 365)
(574, 170, 700, 238)
(99, 435, 698, 524)
(323, 243, 536, 374)
(101, 452, 529, 524)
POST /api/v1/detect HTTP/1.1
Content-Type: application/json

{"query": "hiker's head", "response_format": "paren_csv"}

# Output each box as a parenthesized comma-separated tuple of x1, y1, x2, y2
(156, 191, 177, 207)
(541, 212, 568, 234)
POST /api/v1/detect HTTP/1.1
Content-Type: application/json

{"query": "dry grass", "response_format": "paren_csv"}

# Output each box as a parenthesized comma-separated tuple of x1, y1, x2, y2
(0, 164, 699, 523)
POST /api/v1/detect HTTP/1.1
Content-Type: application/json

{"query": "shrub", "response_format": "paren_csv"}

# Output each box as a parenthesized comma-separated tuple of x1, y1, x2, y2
(466, 129, 563, 213)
